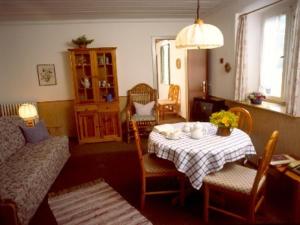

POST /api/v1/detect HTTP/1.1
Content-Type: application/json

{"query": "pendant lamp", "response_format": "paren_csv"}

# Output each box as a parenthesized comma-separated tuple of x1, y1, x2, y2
(175, 0, 224, 49)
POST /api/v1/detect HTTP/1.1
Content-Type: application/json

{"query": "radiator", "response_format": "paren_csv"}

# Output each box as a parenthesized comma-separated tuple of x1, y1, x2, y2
(0, 102, 38, 117)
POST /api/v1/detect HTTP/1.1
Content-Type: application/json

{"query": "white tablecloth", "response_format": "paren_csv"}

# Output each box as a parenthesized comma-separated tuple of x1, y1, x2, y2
(147, 122, 256, 190)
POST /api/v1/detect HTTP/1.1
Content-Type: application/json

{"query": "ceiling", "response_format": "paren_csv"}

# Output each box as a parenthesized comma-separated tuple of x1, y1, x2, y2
(0, 0, 231, 22)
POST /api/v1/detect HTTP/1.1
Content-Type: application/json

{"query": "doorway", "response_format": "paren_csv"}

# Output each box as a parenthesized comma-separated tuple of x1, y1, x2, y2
(152, 37, 188, 119)
(152, 37, 207, 121)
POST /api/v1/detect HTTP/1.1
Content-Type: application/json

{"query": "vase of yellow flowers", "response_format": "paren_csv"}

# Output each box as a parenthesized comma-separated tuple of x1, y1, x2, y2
(209, 110, 238, 136)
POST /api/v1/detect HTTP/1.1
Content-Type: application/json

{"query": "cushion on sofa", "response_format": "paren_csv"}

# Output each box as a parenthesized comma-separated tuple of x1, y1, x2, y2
(0, 116, 25, 163)
(20, 120, 49, 144)
(0, 136, 70, 225)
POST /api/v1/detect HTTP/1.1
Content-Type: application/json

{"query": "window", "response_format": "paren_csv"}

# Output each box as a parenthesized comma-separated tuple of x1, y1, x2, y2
(244, 0, 295, 104)
(260, 13, 287, 101)
(160, 43, 170, 85)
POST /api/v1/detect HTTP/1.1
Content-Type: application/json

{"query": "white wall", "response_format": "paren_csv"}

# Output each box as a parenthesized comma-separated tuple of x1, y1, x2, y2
(0, 19, 192, 102)
(205, 0, 279, 99)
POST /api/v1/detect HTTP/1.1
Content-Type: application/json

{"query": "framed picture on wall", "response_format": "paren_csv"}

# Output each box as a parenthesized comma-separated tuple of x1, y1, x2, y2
(37, 64, 57, 86)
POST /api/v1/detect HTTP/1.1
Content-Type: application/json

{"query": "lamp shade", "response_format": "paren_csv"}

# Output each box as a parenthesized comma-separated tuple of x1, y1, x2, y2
(18, 103, 38, 120)
(175, 19, 224, 49)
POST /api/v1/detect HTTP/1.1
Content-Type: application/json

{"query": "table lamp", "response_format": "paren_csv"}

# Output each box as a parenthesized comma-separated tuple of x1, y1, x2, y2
(18, 103, 38, 127)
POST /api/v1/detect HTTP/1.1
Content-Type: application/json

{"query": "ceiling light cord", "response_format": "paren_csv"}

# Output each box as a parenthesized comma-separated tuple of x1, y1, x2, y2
(195, 0, 202, 24)
(197, 0, 200, 20)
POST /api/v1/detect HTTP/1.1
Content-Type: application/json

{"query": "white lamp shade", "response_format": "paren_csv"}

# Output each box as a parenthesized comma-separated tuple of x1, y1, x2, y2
(18, 104, 38, 120)
(175, 22, 224, 49)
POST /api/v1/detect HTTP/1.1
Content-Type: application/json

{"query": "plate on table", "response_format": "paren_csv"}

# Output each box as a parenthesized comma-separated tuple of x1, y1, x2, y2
(165, 135, 181, 140)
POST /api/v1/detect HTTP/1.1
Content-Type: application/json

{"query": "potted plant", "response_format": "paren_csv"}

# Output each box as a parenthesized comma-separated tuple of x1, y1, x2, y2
(209, 110, 238, 136)
(72, 35, 94, 48)
(248, 92, 266, 104)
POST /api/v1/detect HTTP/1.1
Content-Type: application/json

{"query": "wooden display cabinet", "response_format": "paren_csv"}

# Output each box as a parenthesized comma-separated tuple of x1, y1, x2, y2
(69, 47, 122, 143)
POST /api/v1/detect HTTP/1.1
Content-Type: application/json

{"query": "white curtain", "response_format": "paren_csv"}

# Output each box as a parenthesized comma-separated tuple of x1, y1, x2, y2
(234, 15, 247, 101)
(285, 0, 300, 116)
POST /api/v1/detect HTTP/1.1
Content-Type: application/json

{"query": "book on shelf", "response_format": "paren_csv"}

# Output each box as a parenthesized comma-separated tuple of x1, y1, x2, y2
(270, 154, 295, 166)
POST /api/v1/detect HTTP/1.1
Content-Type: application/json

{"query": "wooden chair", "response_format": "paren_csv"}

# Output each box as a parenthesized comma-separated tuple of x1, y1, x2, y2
(126, 83, 159, 143)
(229, 107, 253, 134)
(203, 130, 279, 223)
(158, 84, 180, 120)
(132, 120, 185, 209)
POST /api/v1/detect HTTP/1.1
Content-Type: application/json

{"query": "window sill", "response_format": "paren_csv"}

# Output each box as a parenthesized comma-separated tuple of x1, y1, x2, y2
(210, 96, 299, 117)
(237, 100, 287, 115)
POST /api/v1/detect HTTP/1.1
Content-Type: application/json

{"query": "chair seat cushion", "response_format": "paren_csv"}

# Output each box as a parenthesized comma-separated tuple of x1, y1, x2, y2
(203, 163, 265, 195)
(143, 154, 178, 175)
(132, 114, 156, 121)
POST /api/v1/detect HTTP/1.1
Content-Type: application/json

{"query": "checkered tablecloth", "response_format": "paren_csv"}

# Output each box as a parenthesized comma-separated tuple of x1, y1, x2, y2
(147, 122, 256, 190)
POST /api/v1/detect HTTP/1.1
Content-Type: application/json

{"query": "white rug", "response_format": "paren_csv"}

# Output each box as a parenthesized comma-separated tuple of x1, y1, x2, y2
(48, 179, 152, 225)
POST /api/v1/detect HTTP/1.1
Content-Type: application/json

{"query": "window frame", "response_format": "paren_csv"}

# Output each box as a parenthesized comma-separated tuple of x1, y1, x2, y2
(259, 4, 293, 104)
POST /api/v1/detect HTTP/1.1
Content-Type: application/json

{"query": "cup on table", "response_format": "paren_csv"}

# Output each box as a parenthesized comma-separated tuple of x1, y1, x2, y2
(182, 123, 191, 133)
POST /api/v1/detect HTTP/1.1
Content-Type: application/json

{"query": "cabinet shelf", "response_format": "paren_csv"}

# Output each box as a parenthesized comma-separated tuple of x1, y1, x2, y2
(78, 87, 93, 90)
(76, 64, 91, 67)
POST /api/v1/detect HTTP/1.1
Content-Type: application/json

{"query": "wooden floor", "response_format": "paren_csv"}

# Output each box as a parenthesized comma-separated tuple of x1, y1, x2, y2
(29, 116, 295, 225)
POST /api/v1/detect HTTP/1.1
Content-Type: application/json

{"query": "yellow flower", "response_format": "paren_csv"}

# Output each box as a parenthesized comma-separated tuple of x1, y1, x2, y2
(221, 117, 230, 127)
(210, 110, 238, 128)
(222, 117, 228, 123)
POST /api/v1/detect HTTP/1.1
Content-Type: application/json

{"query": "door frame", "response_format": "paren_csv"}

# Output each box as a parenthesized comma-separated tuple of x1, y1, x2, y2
(151, 36, 175, 91)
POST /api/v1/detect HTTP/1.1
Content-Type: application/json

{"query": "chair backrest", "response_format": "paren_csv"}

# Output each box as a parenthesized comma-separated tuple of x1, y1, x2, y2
(250, 130, 279, 199)
(132, 120, 145, 174)
(228, 107, 253, 134)
(168, 84, 180, 103)
(127, 83, 157, 113)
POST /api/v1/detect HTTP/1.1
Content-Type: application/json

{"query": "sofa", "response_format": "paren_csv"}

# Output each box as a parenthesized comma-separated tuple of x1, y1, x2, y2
(0, 116, 70, 225)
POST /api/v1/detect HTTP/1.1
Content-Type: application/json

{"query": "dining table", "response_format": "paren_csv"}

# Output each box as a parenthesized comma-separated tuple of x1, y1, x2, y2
(147, 122, 256, 190)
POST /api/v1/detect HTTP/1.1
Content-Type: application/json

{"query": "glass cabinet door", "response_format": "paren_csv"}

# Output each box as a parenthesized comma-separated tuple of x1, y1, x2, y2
(73, 52, 95, 103)
(95, 51, 116, 102)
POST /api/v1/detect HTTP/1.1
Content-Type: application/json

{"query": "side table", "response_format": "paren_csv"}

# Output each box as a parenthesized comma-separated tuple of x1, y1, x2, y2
(247, 155, 300, 223)
(190, 97, 227, 122)
(275, 165, 300, 223)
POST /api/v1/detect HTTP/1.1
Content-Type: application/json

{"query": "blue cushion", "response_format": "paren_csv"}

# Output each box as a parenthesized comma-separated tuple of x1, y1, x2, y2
(20, 121, 49, 144)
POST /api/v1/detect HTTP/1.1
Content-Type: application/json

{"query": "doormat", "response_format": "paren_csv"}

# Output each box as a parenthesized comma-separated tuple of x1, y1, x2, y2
(48, 179, 152, 225)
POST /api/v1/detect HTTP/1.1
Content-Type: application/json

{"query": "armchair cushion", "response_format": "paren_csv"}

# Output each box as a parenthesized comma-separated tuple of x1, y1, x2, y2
(132, 114, 156, 121)
(133, 101, 155, 116)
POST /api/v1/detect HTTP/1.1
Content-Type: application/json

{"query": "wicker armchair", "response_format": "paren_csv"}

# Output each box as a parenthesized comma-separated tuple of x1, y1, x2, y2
(126, 83, 158, 143)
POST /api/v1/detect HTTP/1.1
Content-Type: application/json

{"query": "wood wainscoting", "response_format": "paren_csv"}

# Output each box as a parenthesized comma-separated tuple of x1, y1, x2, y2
(37, 97, 128, 138)
(37, 100, 76, 137)
(225, 100, 300, 157)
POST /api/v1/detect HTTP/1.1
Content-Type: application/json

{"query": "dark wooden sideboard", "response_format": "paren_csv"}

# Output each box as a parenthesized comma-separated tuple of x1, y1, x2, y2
(190, 97, 227, 122)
